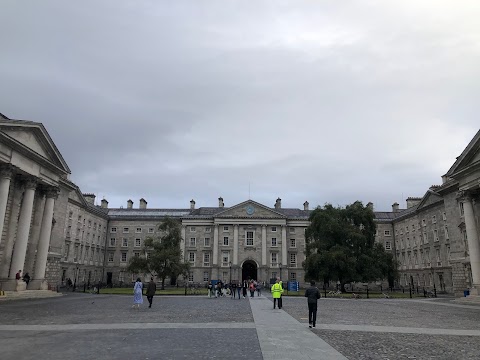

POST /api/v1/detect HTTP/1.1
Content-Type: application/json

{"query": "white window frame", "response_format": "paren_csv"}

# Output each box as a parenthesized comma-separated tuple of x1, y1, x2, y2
(109, 238, 116, 247)
(289, 253, 297, 267)
(122, 238, 128, 247)
(442, 212, 447, 221)
(190, 237, 196, 247)
(271, 252, 278, 266)
(148, 228, 154, 234)
(123, 227, 129, 233)
(205, 227, 211, 233)
(223, 236, 229, 246)
(188, 273, 194, 282)
(136, 227, 142, 233)
(271, 226, 277, 232)
(384, 230, 391, 237)
(290, 239, 296, 248)
(190, 226, 196, 232)
(289, 227, 296, 233)
(108, 252, 114, 262)
(121, 252, 127, 262)
(432, 215, 437, 224)
(204, 237, 211, 247)
(385, 241, 392, 250)
(111, 227, 117, 233)
(221, 251, 230, 266)
(203, 252, 210, 266)
(290, 272, 297, 281)
(203, 271, 209, 282)
(135, 238, 141, 247)
(246, 230, 254, 246)
(271, 237, 277, 247)
(189, 252, 195, 264)
(223, 226, 229, 232)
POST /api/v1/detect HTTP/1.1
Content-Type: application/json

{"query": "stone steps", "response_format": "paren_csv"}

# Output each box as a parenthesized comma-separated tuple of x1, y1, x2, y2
(0, 290, 63, 300)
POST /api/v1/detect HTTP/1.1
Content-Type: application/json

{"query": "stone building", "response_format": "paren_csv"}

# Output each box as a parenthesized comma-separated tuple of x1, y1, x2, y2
(0, 113, 478, 297)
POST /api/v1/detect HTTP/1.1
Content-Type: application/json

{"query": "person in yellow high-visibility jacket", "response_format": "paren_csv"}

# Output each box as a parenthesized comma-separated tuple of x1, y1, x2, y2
(271, 278, 284, 309)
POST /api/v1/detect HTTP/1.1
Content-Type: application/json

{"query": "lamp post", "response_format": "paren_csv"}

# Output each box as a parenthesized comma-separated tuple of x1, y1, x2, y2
(279, 263, 282, 281)
(229, 261, 232, 284)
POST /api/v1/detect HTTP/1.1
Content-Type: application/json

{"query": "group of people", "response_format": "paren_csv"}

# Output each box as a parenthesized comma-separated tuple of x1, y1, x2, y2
(207, 280, 264, 299)
(15, 270, 30, 285)
(130, 276, 322, 329)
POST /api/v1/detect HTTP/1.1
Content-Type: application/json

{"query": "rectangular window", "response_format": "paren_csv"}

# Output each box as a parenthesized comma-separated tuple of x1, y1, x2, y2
(434, 229, 439, 242)
(222, 251, 230, 266)
(203, 253, 210, 266)
(109, 238, 116, 247)
(384, 230, 391, 236)
(93, 223, 97, 230)
(432, 215, 437, 224)
(188, 273, 194, 282)
(189, 252, 195, 264)
(423, 232, 428, 244)
(246, 231, 254, 246)
(205, 227, 211, 233)
(190, 226, 196, 232)
(88, 220, 91, 228)
(289, 227, 296, 233)
(289, 253, 296, 267)
(121, 252, 127, 262)
(190, 237, 196, 247)
(68, 211, 73, 219)
(111, 227, 117, 233)
(148, 228, 154, 233)
(443, 212, 447, 221)
(136, 227, 142, 233)
(223, 226, 229, 232)
(385, 241, 392, 250)
(290, 272, 296, 281)
(290, 239, 296, 248)
(135, 238, 141, 247)
(271, 226, 277, 232)
(108, 252, 114, 262)
(203, 271, 209, 282)
(123, 227, 129, 233)
(204, 237, 210, 247)
(133, 252, 139, 258)
(78, 215, 82, 223)
(122, 238, 128, 247)
(223, 236, 229, 246)
(422, 219, 426, 227)
(444, 226, 449, 239)
(271, 252, 278, 265)
(271, 238, 277, 247)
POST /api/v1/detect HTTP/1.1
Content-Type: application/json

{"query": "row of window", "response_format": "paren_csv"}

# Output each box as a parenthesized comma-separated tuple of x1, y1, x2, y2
(187, 251, 298, 267)
(188, 226, 297, 233)
(109, 238, 143, 247)
(69, 212, 106, 231)
(398, 246, 451, 268)
(110, 227, 155, 234)
(187, 237, 297, 248)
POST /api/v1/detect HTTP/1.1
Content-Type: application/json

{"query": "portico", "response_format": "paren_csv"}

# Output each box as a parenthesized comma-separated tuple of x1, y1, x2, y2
(0, 118, 70, 291)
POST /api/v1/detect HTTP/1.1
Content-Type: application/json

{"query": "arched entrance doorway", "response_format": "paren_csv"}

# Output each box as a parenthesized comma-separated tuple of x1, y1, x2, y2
(242, 260, 257, 282)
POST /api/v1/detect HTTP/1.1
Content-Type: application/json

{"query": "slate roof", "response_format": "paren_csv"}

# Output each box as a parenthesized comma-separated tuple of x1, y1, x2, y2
(108, 209, 191, 219)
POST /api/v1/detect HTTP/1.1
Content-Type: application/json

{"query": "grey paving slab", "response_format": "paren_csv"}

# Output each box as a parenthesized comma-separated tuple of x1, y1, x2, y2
(249, 296, 347, 360)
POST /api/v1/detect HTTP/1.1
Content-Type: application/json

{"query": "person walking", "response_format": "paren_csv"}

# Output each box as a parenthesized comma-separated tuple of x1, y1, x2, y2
(132, 278, 143, 309)
(249, 281, 255, 298)
(271, 278, 283, 309)
(23, 272, 31, 286)
(237, 282, 242, 299)
(242, 280, 248, 299)
(207, 282, 214, 298)
(231, 282, 237, 299)
(256, 282, 262, 297)
(305, 280, 321, 328)
(146, 277, 156, 308)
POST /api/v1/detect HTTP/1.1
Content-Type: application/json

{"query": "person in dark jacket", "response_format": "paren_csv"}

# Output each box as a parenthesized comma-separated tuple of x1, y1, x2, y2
(305, 280, 321, 328)
(146, 277, 157, 308)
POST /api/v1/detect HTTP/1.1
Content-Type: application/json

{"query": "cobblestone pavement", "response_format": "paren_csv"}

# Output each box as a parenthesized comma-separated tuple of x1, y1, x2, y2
(315, 330, 480, 360)
(280, 296, 480, 329)
(0, 293, 253, 325)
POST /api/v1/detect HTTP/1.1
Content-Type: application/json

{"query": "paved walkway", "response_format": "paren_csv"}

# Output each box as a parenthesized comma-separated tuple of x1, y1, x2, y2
(249, 296, 347, 360)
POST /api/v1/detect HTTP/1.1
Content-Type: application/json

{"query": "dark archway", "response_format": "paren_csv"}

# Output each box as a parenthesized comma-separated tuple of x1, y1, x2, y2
(242, 260, 257, 282)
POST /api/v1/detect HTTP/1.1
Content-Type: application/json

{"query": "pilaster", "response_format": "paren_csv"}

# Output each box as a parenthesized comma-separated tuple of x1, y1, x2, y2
(0, 164, 14, 247)
(261, 225, 267, 266)
(233, 224, 239, 265)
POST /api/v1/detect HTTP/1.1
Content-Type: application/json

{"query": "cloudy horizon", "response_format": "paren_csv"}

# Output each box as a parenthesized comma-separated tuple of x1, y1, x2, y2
(1, 1, 479, 211)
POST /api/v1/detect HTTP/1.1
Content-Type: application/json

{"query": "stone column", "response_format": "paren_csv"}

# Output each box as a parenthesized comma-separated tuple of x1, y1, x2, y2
(180, 225, 186, 262)
(0, 165, 14, 246)
(233, 225, 239, 265)
(30, 187, 58, 290)
(213, 225, 219, 266)
(463, 195, 480, 294)
(281, 225, 287, 266)
(9, 178, 37, 282)
(261, 225, 267, 266)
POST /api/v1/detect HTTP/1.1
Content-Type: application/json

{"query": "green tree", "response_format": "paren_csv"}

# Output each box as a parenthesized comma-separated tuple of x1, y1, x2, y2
(304, 201, 398, 291)
(127, 217, 189, 290)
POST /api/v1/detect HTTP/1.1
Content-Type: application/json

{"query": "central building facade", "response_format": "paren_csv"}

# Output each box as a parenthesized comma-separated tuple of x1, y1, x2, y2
(105, 198, 310, 285)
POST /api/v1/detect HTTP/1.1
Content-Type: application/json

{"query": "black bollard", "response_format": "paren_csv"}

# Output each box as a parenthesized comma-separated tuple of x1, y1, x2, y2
(367, 288, 369, 299)
(423, 287, 426, 298)
(409, 287, 412, 298)
(434, 283, 437, 298)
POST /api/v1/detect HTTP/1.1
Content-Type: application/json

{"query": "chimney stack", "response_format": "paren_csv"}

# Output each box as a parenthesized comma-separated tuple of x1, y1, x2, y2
(303, 201, 309, 211)
(101, 199, 108, 209)
(83, 193, 95, 205)
(218, 197, 224, 208)
(139, 198, 147, 209)
(406, 197, 421, 209)
(392, 202, 399, 212)
(190, 199, 196, 210)
(127, 199, 133, 209)
(275, 198, 282, 209)
(366, 202, 374, 211)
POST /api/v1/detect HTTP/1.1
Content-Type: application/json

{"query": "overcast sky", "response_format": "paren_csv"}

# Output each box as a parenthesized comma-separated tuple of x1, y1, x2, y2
(1, 1, 479, 211)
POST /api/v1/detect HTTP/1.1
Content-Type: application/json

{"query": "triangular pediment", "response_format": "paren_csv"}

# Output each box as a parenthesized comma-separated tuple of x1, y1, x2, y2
(215, 200, 286, 219)
(416, 190, 444, 210)
(68, 187, 87, 206)
(0, 119, 70, 174)
(445, 130, 480, 178)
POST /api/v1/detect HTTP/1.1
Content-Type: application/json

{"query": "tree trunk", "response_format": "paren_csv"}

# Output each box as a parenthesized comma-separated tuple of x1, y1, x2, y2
(161, 277, 166, 290)
(341, 282, 346, 292)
